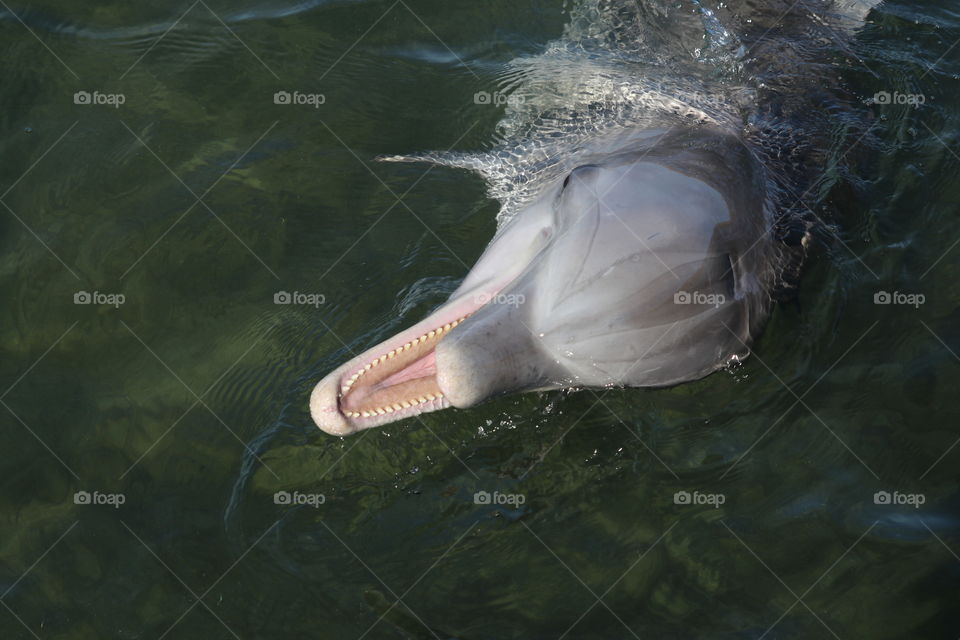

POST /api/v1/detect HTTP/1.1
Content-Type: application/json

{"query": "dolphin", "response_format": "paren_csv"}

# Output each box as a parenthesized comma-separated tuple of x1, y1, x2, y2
(311, 127, 790, 435)
(309, 0, 874, 436)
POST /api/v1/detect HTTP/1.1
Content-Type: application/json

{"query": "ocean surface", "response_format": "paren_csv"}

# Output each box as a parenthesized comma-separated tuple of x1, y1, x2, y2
(1, 0, 958, 637)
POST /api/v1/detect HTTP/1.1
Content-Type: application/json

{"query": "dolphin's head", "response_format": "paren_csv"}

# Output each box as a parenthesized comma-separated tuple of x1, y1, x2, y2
(311, 133, 774, 435)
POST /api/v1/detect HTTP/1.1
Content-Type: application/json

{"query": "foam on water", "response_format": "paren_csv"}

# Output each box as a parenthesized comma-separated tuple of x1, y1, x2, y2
(382, 0, 875, 226)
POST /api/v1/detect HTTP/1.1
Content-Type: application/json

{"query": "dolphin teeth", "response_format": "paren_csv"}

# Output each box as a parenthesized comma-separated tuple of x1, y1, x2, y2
(341, 312, 477, 413)
(346, 392, 447, 419)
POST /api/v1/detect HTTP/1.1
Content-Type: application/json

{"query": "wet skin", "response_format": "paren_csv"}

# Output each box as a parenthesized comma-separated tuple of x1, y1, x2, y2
(311, 130, 778, 436)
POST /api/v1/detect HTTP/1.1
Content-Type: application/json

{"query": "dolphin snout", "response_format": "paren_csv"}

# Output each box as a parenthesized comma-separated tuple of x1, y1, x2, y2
(309, 370, 357, 436)
(436, 300, 559, 408)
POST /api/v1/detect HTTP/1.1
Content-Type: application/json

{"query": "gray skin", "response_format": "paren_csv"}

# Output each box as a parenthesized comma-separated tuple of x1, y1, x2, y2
(310, 129, 785, 436)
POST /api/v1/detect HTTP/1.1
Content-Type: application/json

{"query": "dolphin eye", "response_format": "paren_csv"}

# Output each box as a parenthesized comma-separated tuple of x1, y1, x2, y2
(562, 174, 571, 189)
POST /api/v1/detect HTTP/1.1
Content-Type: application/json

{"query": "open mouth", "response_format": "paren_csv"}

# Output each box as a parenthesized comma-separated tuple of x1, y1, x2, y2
(337, 313, 471, 420)
(310, 193, 560, 435)
(310, 284, 506, 435)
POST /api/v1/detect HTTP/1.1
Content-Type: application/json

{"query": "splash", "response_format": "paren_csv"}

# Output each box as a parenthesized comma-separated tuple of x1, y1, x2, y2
(382, 0, 753, 223)
(382, 0, 875, 226)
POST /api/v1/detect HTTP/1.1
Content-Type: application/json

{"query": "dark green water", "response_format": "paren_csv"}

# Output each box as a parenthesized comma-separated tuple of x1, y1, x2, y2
(1, 0, 959, 638)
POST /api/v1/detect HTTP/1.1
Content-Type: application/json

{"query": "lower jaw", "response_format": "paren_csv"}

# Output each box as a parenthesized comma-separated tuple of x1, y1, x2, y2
(338, 393, 452, 430)
(337, 348, 455, 427)
(311, 291, 496, 435)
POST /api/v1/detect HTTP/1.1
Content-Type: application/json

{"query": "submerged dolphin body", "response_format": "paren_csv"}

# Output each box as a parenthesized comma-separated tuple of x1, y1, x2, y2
(310, 0, 875, 436)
